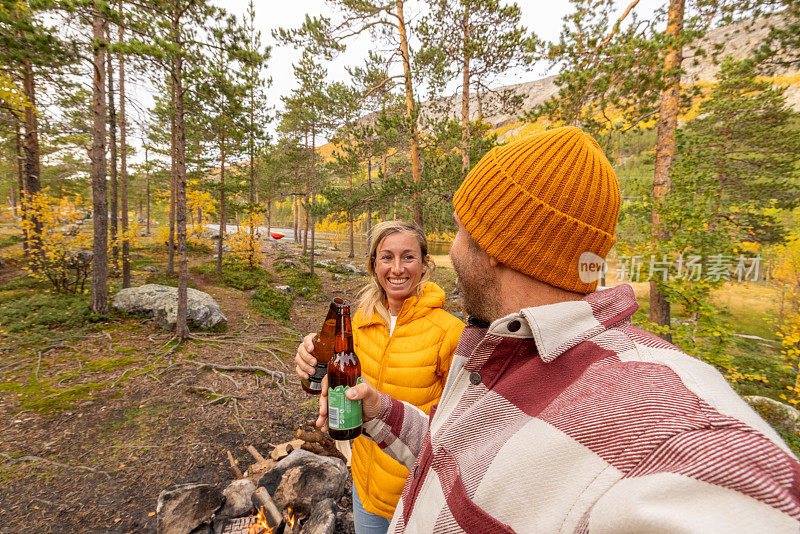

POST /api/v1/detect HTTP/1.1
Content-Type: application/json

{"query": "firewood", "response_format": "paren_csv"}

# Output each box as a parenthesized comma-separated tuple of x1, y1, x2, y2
(300, 442, 325, 455)
(247, 445, 267, 464)
(294, 428, 333, 445)
(252, 487, 283, 530)
(270, 439, 304, 461)
(227, 449, 243, 479)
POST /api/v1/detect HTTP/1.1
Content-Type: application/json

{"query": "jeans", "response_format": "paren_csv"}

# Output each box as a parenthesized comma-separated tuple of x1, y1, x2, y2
(352, 483, 391, 534)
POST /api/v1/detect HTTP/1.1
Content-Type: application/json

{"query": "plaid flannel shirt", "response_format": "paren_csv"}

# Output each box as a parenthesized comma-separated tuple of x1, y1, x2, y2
(362, 284, 800, 533)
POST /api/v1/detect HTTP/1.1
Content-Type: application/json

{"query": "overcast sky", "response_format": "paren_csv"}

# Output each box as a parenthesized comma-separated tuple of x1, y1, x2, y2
(123, 1, 663, 159)
(214, 0, 578, 136)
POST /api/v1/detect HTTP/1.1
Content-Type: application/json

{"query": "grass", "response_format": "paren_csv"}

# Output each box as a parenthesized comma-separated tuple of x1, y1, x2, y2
(251, 286, 293, 322)
(0, 292, 93, 335)
(274, 260, 322, 298)
(0, 234, 22, 248)
(143, 272, 199, 289)
(0, 273, 50, 291)
(191, 260, 272, 290)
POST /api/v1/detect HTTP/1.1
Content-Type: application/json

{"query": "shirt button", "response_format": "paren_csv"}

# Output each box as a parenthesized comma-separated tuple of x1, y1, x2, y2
(507, 320, 521, 332)
(469, 372, 482, 385)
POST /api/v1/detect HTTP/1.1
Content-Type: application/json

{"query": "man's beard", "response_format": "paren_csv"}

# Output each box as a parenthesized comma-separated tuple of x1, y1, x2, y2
(452, 253, 501, 324)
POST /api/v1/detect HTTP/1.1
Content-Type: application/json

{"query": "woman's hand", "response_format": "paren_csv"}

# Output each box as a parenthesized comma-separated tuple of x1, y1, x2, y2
(316, 375, 383, 431)
(294, 332, 317, 380)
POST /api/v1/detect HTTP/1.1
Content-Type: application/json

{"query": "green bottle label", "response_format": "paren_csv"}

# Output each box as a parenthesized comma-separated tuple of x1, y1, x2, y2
(328, 377, 362, 430)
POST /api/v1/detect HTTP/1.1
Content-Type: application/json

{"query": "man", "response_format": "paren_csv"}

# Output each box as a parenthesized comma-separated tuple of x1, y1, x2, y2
(312, 126, 800, 532)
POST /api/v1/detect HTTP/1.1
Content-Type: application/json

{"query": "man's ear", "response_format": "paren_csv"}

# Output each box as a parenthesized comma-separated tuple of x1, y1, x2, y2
(489, 256, 500, 268)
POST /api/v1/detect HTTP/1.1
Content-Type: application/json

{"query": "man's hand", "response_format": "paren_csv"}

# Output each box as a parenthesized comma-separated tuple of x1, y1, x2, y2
(316, 375, 383, 431)
(294, 332, 317, 380)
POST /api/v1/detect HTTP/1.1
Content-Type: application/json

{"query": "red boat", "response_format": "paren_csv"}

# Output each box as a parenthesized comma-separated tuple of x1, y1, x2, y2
(270, 232, 285, 240)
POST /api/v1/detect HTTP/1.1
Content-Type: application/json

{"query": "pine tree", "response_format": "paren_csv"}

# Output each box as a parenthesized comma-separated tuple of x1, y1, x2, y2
(416, 0, 538, 175)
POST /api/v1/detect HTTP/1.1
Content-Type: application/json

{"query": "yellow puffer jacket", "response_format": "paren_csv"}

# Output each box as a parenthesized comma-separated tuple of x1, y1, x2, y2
(351, 282, 465, 519)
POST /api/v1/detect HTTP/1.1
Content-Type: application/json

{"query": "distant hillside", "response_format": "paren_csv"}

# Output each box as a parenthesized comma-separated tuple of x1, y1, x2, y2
(414, 13, 799, 140)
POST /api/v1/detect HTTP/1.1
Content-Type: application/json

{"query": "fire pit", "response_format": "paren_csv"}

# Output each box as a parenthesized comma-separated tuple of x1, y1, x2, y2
(156, 439, 352, 534)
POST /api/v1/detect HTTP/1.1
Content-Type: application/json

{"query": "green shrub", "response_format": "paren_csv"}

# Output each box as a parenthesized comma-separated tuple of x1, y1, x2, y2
(274, 261, 321, 298)
(191, 260, 271, 290)
(0, 234, 22, 248)
(0, 274, 50, 291)
(251, 287, 293, 322)
(0, 292, 92, 334)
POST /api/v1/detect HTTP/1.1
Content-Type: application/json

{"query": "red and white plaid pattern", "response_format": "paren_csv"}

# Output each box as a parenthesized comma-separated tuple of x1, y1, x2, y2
(362, 284, 800, 533)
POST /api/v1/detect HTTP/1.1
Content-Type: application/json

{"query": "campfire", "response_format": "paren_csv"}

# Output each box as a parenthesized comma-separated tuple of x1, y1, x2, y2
(156, 425, 352, 534)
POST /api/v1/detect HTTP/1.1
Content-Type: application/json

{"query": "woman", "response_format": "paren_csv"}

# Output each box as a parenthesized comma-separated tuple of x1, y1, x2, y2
(295, 220, 464, 533)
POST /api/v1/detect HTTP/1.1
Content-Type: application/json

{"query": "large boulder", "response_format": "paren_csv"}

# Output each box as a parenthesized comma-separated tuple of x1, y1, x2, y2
(257, 450, 347, 517)
(301, 498, 338, 534)
(156, 483, 224, 534)
(745, 395, 800, 435)
(112, 284, 226, 330)
(219, 479, 256, 518)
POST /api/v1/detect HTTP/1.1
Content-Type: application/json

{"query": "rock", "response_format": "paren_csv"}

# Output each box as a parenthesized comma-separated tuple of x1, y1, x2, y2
(317, 259, 335, 268)
(301, 498, 337, 534)
(257, 450, 347, 517)
(219, 479, 256, 518)
(745, 395, 800, 434)
(342, 264, 365, 275)
(57, 224, 80, 236)
(331, 274, 348, 282)
(274, 285, 293, 294)
(112, 284, 227, 330)
(143, 265, 159, 272)
(156, 483, 223, 534)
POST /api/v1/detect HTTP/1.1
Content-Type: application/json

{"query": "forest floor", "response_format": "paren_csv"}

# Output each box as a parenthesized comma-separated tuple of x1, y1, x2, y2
(0, 220, 794, 532)
(0, 225, 460, 534)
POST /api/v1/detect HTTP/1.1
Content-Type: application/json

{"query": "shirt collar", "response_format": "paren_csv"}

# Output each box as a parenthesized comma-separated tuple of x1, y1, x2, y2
(485, 284, 639, 363)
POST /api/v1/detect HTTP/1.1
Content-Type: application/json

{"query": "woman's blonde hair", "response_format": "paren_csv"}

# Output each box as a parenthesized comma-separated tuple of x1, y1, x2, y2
(356, 220, 434, 327)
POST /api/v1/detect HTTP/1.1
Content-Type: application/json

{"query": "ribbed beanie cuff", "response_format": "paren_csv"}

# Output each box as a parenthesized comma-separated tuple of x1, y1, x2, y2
(453, 127, 620, 293)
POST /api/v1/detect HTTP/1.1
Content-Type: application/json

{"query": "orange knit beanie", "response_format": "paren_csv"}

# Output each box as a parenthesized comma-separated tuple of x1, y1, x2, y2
(453, 126, 620, 293)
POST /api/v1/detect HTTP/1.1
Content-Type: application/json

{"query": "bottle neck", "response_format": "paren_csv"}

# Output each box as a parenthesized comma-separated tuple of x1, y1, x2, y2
(334, 309, 354, 354)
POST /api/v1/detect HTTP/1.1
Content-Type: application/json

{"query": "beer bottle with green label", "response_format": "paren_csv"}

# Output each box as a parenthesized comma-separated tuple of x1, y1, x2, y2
(301, 298, 340, 395)
(327, 300, 362, 440)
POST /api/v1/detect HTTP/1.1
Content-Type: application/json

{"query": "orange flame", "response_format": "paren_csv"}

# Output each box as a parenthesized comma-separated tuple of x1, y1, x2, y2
(247, 506, 297, 534)
(248, 507, 274, 534)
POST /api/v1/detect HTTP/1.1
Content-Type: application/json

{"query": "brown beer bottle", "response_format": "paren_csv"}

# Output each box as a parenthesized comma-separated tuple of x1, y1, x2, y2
(301, 298, 339, 395)
(327, 300, 362, 440)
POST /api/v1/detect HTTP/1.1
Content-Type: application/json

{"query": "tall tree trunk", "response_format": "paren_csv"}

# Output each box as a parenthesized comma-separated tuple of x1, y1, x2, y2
(266, 199, 271, 237)
(196, 140, 202, 226)
(395, 0, 423, 227)
(118, 3, 130, 288)
(174, 77, 189, 338)
(90, 4, 108, 314)
(249, 82, 256, 259)
(107, 38, 118, 272)
(15, 123, 26, 248)
(216, 136, 227, 272)
(145, 145, 151, 235)
(348, 172, 354, 259)
(168, 111, 176, 274)
(460, 7, 471, 176)
(293, 188, 299, 244)
(22, 58, 42, 257)
(649, 0, 684, 342)
(366, 158, 373, 250)
(310, 128, 316, 276)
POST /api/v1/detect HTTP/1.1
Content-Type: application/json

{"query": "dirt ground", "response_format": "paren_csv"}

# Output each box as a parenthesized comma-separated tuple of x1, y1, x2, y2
(0, 236, 458, 533)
